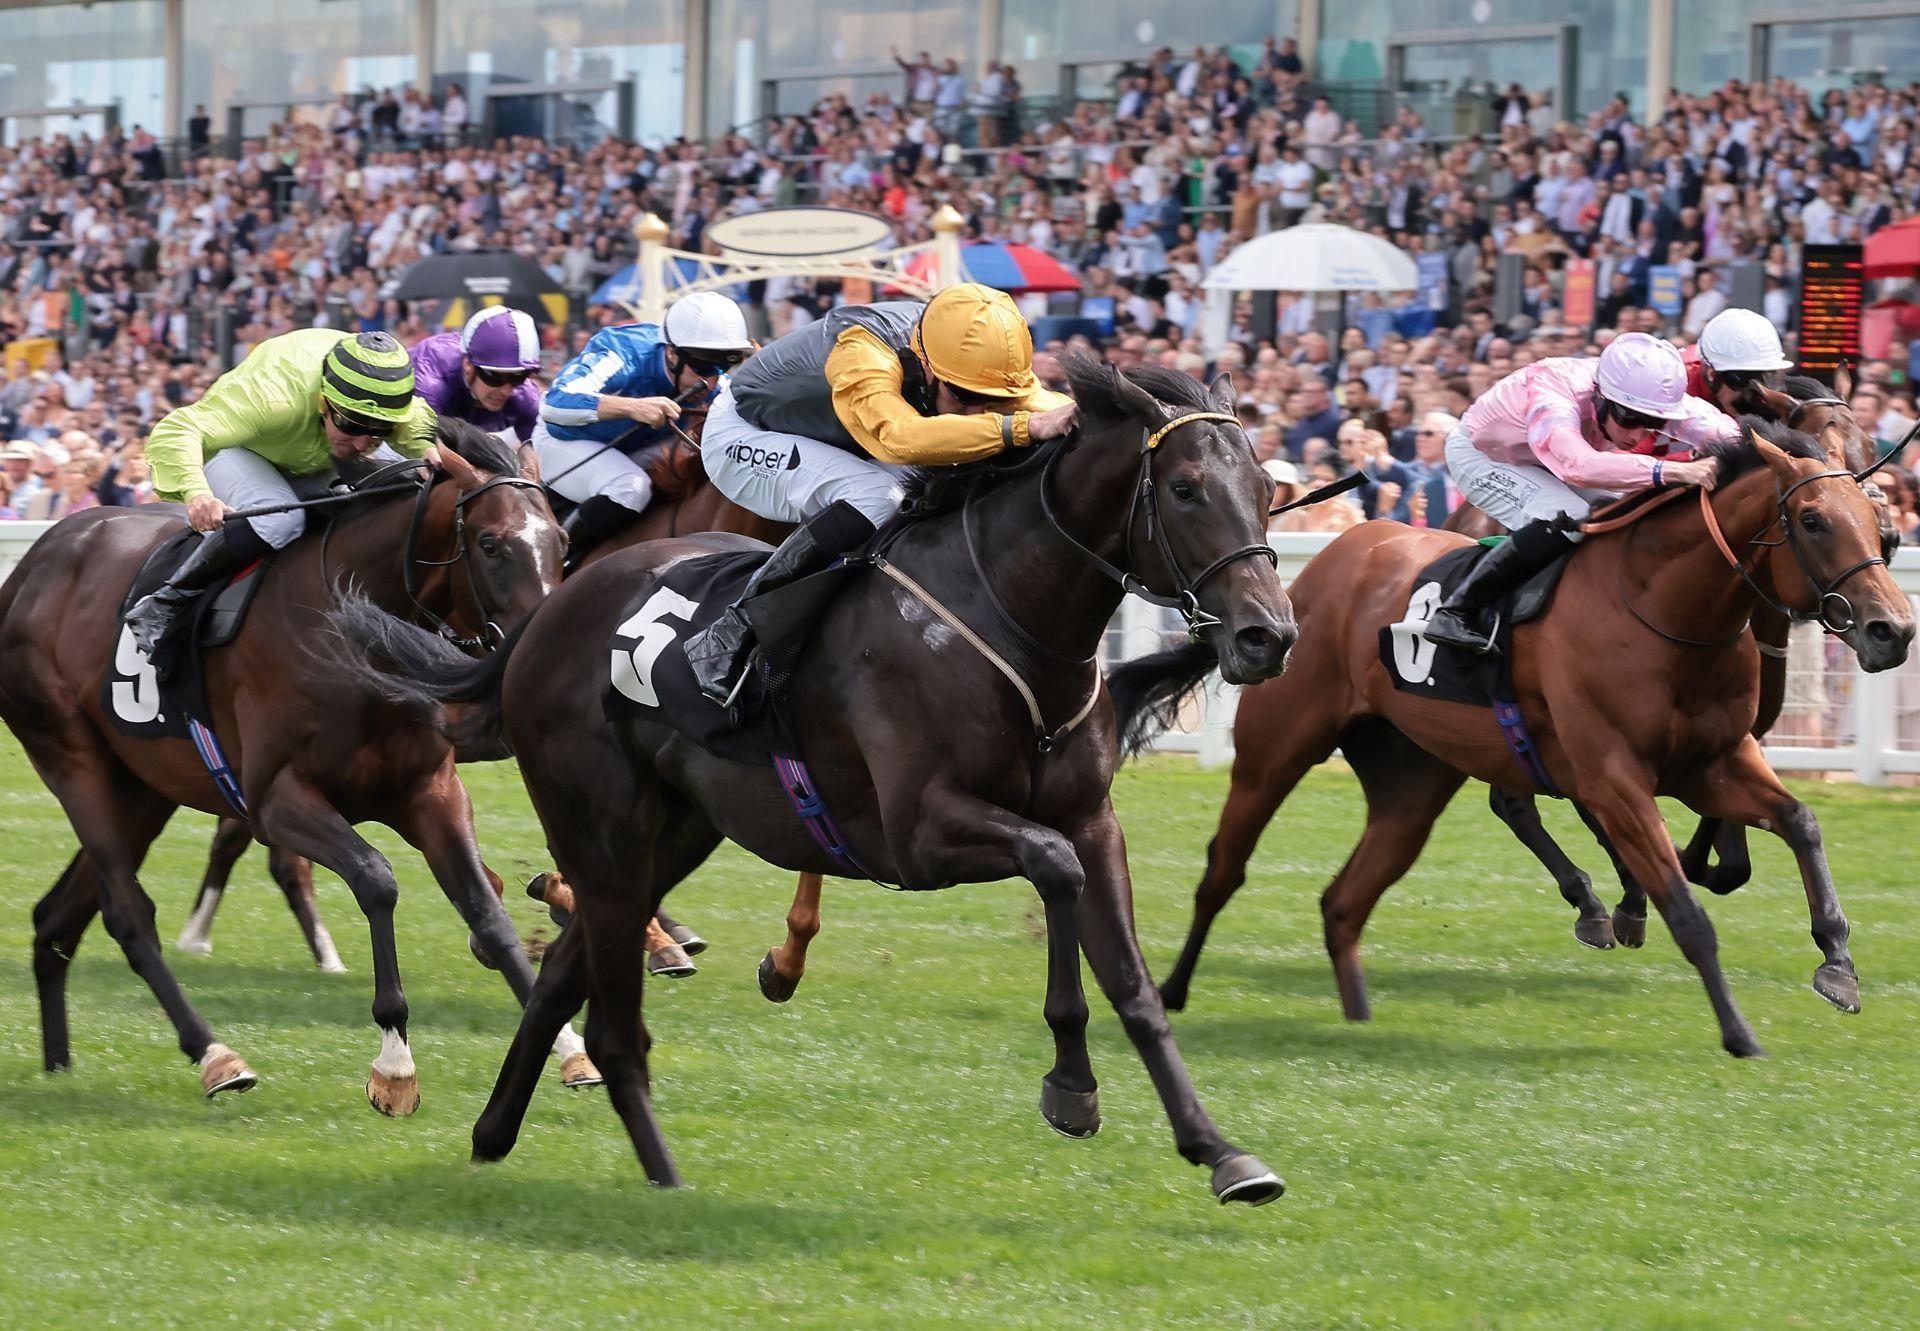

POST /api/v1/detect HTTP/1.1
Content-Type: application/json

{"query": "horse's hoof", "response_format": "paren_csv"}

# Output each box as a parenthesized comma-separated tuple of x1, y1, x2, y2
(1039, 1078, 1101, 1139)
(199, 1043, 257, 1098)
(1724, 1034, 1767, 1059)
(665, 922, 708, 955)
(468, 931, 500, 971)
(1158, 981, 1189, 1012)
(176, 931, 213, 957)
(525, 872, 573, 929)
(1611, 909, 1647, 949)
(367, 1069, 421, 1117)
(471, 1132, 510, 1165)
(1211, 1154, 1285, 1206)
(1574, 917, 1616, 950)
(1813, 963, 1861, 1014)
(317, 956, 349, 975)
(757, 952, 800, 1003)
(560, 1051, 604, 1088)
(647, 944, 697, 978)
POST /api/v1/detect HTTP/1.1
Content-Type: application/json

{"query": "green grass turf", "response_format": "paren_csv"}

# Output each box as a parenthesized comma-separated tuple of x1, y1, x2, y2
(1, 739, 1917, 1329)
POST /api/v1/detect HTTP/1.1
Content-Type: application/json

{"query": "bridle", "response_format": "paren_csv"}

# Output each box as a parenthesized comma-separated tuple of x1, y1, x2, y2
(1617, 465, 1886, 647)
(401, 468, 547, 651)
(1033, 410, 1279, 640)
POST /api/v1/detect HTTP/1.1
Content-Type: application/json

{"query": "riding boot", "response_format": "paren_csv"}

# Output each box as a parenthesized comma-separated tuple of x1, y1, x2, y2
(124, 525, 268, 679)
(562, 495, 640, 574)
(1421, 519, 1578, 656)
(684, 501, 876, 707)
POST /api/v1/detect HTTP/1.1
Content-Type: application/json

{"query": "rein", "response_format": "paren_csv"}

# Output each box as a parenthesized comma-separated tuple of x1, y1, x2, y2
(1037, 411, 1279, 640)
(1612, 470, 1885, 648)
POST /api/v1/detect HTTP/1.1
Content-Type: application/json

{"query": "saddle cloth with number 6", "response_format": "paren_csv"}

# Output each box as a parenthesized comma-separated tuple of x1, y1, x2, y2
(603, 545, 860, 764)
(1378, 540, 1571, 706)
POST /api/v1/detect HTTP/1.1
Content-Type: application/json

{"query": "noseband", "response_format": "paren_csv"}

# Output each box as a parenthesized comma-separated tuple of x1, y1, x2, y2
(402, 470, 547, 651)
(1037, 411, 1279, 640)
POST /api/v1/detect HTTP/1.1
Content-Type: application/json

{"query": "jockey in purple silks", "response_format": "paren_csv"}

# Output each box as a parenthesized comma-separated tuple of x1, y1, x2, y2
(410, 306, 545, 443)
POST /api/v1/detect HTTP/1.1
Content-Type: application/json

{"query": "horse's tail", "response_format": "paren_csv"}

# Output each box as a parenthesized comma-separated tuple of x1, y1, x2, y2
(319, 588, 524, 752)
(1104, 640, 1219, 758)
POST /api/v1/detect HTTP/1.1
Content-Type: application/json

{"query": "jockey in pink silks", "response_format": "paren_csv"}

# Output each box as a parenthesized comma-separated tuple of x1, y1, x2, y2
(1425, 331, 1743, 654)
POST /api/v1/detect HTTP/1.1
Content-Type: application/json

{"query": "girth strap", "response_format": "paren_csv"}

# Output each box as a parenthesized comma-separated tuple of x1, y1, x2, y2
(870, 554, 1101, 753)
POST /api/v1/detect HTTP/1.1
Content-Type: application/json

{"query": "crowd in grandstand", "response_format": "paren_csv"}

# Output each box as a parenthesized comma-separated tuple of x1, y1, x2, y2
(5, 49, 1920, 535)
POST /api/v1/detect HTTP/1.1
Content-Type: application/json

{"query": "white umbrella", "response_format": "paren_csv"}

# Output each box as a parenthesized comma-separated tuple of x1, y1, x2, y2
(1202, 223, 1418, 294)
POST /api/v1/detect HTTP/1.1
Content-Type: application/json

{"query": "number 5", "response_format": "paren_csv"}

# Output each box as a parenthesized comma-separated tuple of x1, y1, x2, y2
(610, 587, 701, 708)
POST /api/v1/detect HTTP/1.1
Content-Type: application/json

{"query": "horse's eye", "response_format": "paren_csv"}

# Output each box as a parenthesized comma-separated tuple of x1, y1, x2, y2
(1171, 479, 1199, 502)
(479, 534, 501, 556)
(1800, 510, 1825, 534)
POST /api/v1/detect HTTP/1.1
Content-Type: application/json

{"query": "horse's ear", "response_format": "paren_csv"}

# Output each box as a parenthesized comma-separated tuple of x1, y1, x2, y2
(517, 442, 542, 484)
(1110, 367, 1171, 429)
(1749, 426, 1796, 478)
(1753, 384, 1797, 421)
(435, 443, 481, 489)
(1208, 372, 1237, 415)
(1835, 361, 1854, 402)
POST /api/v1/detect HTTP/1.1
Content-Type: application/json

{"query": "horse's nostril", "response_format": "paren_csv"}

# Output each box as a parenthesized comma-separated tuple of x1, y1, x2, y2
(1236, 625, 1287, 662)
(1867, 619, 1897, 643)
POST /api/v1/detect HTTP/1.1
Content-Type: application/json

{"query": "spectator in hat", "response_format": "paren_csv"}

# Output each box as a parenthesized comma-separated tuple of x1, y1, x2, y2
(2, 440, 43, 506)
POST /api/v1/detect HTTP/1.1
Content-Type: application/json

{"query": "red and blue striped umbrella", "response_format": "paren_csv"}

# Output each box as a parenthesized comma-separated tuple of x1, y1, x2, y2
(906, 241, 1083, 294)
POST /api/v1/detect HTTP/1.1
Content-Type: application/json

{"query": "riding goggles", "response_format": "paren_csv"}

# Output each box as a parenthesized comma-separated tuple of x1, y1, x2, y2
(674, 347, 749, 379)
(472, 365, 534, 388)
(328, 404, 400, 439)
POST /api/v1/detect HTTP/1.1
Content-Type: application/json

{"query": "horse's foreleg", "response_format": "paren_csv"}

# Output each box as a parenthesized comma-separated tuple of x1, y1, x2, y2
(1485, 784, 1613, 949)
(473, 918, 595, 1162)
(1680, 612, 1789, 897)
(1069, 803, 1283, 1206)
(760, 872, 824, 1003)
(177, 815, 253, 956)
(395, 771, 596, 1086)
(254, 768, 417, 1115)
(1686, 738, 1859, 1014)
(907, 788, 1095, 1141)
(1581, 780, 1763, 1058)
(1573, 803, 1650, 949)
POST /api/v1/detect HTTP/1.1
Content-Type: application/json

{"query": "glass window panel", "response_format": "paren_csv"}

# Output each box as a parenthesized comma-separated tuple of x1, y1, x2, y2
(0, 1, 166, 142)
(1670, 0, 1920, 98)
(436, 0, 684, 144)
(1319, 0, 1647, 121)
(182, 0, 414, 116)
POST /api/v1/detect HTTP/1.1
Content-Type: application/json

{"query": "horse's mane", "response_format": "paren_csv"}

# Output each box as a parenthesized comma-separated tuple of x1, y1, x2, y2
(434, 417, 522, 478)
(892, 355, 1209, 523)
(1700, 415, 1830, 482)
(1781, 374, 1837, 405)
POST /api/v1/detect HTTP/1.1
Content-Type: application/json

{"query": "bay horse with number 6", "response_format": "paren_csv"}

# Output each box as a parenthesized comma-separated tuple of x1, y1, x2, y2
(319, 359, 1298, 1205)
(1156, 419, 1911, 1056)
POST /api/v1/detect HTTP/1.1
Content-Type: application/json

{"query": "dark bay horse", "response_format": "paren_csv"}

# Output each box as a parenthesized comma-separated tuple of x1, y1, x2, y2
(1157, 421, 1911, 1057)
(321, 359, 1298, 1204)
(178, 449, 805, 974)
(1443, 381, 1892, 947)
(0, 422, 571, 1109)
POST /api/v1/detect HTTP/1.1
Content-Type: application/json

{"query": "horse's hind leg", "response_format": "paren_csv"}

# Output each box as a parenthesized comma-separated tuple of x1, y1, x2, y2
(265, 845, 346, 971)
(1485, 785, 1613, 949)
(759, 872, 824, 1003)
(34, 851, 100, 1073)
(252, 768, 418, 1115)
(1681, 614, 1787, 897)
(1322, 720, 1466, 1022)
(1160, 701, 1342, 1012)
(177, 816, 251, 957)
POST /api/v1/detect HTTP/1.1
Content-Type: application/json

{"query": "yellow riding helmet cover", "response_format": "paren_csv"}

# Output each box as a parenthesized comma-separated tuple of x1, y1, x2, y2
(912, 283, 1039, 399)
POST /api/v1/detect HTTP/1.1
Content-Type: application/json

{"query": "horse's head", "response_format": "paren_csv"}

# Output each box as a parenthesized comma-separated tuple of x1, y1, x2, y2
(1766, 377, 1899, 562)
(416, 420, 563, 650)
(1091, 361, 1297, 684)
(1746, 422, 1913, 673)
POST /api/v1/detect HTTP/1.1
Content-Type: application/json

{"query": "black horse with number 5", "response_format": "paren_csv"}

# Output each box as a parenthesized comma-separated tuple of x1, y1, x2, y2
(319, 358, 1299, 1205)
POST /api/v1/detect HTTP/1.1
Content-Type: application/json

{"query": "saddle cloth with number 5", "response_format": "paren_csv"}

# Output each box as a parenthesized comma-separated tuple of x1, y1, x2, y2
(602, 544, 859, 764)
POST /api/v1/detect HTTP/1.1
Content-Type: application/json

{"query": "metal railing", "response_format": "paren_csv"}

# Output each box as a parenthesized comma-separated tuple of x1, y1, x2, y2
(1103, 531, 1920, 783)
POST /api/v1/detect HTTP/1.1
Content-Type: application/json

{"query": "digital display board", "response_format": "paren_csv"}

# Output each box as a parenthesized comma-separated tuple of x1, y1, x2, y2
(1797, 243, 1865, 380)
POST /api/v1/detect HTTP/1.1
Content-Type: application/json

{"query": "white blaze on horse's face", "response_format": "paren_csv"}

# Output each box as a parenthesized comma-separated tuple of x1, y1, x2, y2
(513, 509, 560, 589)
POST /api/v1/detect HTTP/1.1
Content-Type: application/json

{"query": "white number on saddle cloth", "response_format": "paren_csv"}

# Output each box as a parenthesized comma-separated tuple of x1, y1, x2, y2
(610, 587, 702, 709)
(1388, 580, 1443, 687)
(111, 625, 164, 725)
